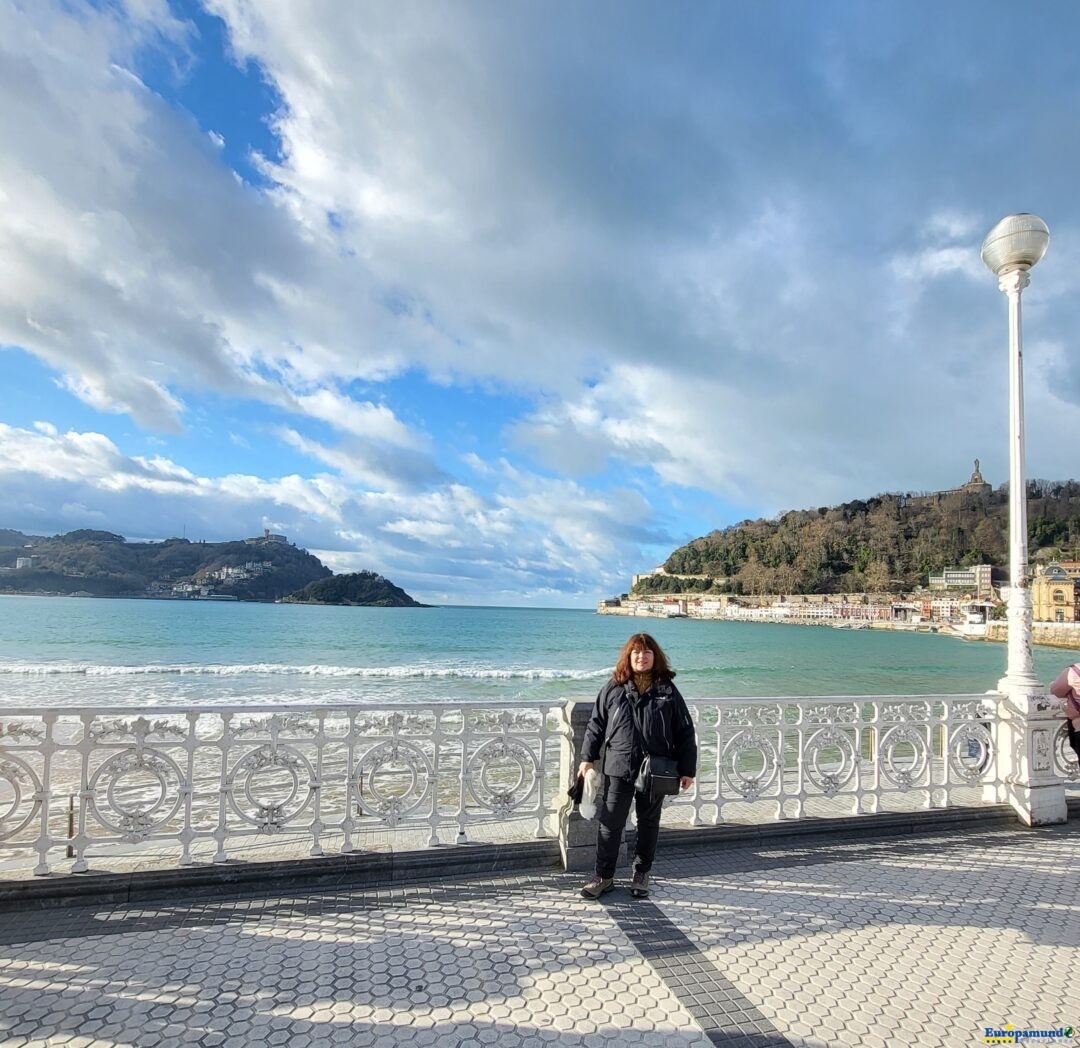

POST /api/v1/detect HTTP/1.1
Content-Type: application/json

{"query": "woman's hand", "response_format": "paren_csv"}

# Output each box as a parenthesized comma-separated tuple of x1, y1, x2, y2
(679, 776, 694, 791)
(577, 761, 594, 779)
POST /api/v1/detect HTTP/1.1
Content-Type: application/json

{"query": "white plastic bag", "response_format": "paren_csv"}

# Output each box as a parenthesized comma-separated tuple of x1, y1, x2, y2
(578, 768, 601, 820)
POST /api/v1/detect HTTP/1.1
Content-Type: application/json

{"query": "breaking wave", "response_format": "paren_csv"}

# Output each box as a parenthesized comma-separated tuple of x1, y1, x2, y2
(0, 661, 608, 681)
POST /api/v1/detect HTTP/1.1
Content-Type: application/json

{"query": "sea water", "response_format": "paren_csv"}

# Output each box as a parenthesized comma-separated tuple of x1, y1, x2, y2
(0, 595, 1077, 710)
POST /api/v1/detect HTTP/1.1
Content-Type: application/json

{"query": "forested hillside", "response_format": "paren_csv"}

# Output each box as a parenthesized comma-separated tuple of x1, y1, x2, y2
(639, 480, 1080, 596)
(0, 529, 45, 547)
(0, 530, 330, 600)
(284, 571, 429, 607)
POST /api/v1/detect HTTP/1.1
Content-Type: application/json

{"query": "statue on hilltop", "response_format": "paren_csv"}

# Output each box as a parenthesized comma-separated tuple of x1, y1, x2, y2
(963, 458, 992, 495)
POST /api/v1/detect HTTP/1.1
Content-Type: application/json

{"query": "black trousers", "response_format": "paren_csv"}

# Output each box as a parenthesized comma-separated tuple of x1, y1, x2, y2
(595, 774, 665, 879)
(1068, 721, 1080, 762)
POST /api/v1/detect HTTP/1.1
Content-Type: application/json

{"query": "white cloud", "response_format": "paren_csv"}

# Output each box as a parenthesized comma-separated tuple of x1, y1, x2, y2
(0, 422, 656, 603)
(276, 426, 443, 492)
(0, 2, 449, 433)
(0, 422, 346, 514)
(6, 1, 1080, 603)
(287, 390, 424, 448)
(922, 210, 981, 243)
(891, 245, 984, 283)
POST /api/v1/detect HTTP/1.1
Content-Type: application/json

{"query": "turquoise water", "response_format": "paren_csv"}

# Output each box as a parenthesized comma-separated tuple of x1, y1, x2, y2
(0, 595, 1078, 709)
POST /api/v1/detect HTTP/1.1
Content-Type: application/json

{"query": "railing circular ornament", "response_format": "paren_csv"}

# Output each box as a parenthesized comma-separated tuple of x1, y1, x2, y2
(355, 741, 432, 826)
(466, 738, 539, 817)
(1053, 723, 1080, 782)
(229, 744, 315, 832)
(720, 730, 779, 801)
(803, 727, 858, 796)
(0, 754, 42, 842)
(878, 725, 929, 788)
(947, 724, 994, 784)
(89, 747, 184, 842)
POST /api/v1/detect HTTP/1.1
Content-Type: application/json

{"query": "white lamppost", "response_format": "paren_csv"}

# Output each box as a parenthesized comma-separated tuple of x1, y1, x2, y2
(980, 213, 1065, 824)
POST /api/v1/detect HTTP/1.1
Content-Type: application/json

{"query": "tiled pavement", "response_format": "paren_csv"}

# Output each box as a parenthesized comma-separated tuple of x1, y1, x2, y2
(0, 821, 1078, 1047)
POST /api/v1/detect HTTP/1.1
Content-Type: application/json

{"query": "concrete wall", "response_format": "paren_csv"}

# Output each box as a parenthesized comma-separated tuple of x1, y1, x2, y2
(985, 622, 1080, 651)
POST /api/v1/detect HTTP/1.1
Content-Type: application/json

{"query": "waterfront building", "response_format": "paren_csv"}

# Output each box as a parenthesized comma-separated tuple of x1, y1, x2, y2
(688, 598, 727, 617)
(928, 596, 968, 622)
(890, 602, 922, 623)
(1032, 564, 1080, 623)
(960, 599, 996, 624)
(928, 563, 993, 597)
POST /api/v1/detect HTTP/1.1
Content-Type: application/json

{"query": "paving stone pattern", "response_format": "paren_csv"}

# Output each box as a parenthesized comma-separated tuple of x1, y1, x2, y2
(0, 822, 1078, 1047)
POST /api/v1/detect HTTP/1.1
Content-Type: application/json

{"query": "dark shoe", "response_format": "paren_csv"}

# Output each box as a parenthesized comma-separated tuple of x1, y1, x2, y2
(580, 876, 614, 899)
(630, 870, 650, 898)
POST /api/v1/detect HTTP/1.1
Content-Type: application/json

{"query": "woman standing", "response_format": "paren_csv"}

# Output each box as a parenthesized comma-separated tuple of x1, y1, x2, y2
(577, 632, 697, 899)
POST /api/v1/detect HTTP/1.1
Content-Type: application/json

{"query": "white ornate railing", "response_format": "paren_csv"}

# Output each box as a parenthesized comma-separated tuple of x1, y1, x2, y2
(0, 701, 567, 876)
(673, 694, 1010, 824)
(0, 694, 1075, 878)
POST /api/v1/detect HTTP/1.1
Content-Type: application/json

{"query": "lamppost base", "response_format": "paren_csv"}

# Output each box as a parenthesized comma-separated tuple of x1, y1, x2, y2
(985, 684, 1067, 826)
(997, 673, 1043, 696)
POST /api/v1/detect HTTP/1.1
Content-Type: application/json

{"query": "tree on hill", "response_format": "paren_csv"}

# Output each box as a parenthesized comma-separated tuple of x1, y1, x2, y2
(56, 530, 125, 544)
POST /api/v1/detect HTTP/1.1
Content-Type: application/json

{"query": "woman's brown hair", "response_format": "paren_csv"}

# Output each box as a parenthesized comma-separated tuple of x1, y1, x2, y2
(613, 633, 676, 684)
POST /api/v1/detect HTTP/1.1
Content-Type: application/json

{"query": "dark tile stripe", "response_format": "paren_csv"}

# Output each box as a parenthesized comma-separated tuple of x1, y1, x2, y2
(607, 897, 793, 1048)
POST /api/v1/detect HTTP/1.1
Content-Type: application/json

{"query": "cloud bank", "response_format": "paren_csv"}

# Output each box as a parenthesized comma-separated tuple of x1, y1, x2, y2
(3, 1, 1080, 602)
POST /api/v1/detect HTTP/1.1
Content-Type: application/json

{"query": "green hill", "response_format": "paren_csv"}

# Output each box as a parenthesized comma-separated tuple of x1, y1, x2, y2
(0, 530, 331, 600)
(284, 572, 429, 607)
(0, 529, 45, 548)
(639, 479, 1080, 596)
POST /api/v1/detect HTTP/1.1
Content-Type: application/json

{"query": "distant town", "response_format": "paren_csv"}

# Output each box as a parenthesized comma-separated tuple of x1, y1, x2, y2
(598, 463, 1080, 648)
(599, 560, 1080, 648)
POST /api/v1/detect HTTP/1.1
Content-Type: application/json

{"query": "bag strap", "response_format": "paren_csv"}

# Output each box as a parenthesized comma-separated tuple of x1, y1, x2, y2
(627, 698, 646, 750)
(617, 690, 654, 759)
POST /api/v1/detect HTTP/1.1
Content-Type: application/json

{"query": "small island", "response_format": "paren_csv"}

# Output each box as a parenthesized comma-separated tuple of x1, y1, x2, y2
(283, 571, 430, 608)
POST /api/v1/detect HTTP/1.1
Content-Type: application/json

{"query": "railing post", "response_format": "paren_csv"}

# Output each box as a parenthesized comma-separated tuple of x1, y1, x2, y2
(985, 688, 1067, 825)
(558, 699, 621, 872)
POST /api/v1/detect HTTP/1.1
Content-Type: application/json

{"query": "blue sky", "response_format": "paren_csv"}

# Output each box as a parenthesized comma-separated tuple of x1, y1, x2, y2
(2, 1, 1080, 605)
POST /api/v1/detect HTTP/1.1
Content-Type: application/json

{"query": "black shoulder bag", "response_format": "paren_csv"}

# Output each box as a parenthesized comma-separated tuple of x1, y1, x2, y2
(628, 700, 681, 799)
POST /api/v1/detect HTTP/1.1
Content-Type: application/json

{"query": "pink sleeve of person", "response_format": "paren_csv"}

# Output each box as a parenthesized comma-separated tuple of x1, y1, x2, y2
(1050, 663, 1080, 721)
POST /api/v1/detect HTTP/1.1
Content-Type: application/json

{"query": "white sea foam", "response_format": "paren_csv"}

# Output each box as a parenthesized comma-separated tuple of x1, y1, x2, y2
(0, 661, 608, 681)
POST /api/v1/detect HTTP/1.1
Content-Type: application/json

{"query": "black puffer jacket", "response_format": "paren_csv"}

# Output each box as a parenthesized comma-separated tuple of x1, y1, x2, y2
(581, 676, 697, 781)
